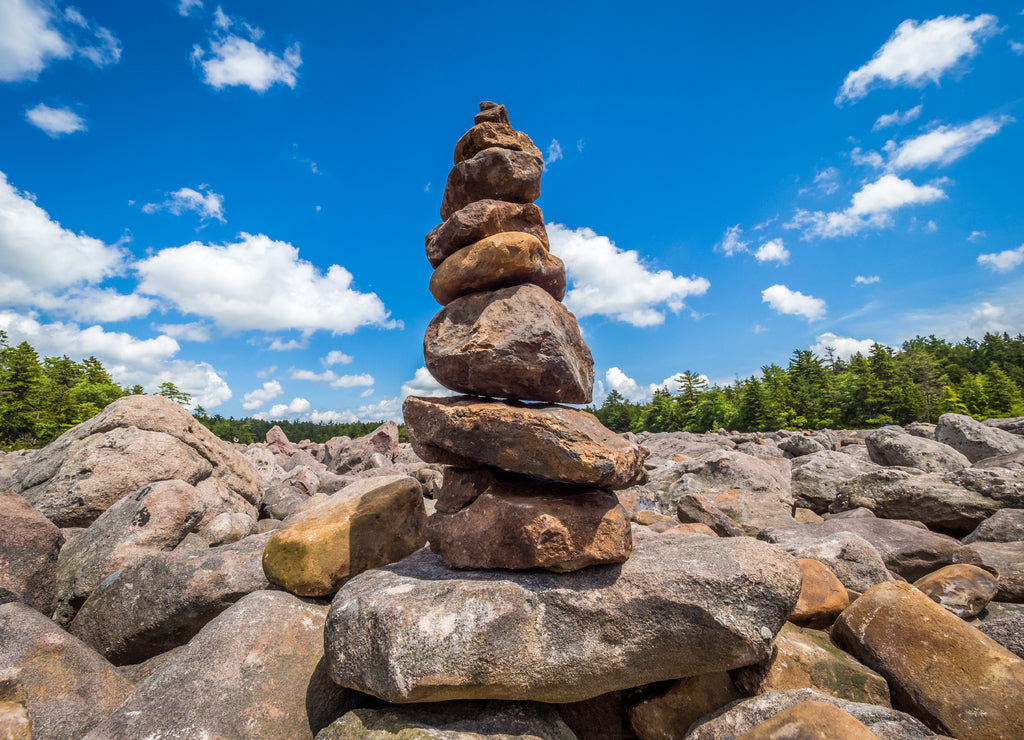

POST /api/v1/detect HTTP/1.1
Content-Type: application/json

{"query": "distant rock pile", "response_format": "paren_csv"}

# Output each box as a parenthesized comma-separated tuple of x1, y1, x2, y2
(405, 101, 649, 572)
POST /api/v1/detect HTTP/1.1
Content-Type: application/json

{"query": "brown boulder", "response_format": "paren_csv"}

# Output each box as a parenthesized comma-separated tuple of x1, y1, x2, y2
(833, 580, 1024, 739)
(453, 121, 542, 164)
(0, 601, 132, 740)
(625, 673, 742, 740)
(789, 558, 850, 629)
(429, 231, 566, 306)
(475, 101, 509, 125)
(403, 395, 649, 490)
(427, 486, 632, 572)
(913, 564, 998, 618)
(0, 489, 63, 615)
(262, 475, 426, 597)
(734, 701, 882, 740)
(440, 147, 542, 220)
(733, 623, 891, 708)
(424, 284, 594, 403)
(425, 199, 549, 268)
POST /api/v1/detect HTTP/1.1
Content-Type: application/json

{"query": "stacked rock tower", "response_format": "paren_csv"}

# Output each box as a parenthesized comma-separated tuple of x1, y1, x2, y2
(403, 101, 650, 572)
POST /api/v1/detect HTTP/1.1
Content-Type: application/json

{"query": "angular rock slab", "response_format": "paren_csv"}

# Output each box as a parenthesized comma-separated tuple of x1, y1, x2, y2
(0, 601, 132, 740)
(733, 701, 882, 740)
(324, 528, 801, 703)
(69, 532, 272, 664)
(687, 689, 949, 740)
(955, 540, 1024, 602)
(424, 284, 593, 404)
(425, 199, 549, 269)
(429, 231, 566, 306)
(866, 426, 970, 473)
(262, 475, 426, 597)
(427, 487, 632, 572)
(404, 395, 648, 490)
(913, 564, 998, 618)
(834, 580, 1024, 740)
(83, 591, 356, 740)
(316, 702, 576, 740)
(440, 147, 542, 221)
(936, 412, 1024, 462)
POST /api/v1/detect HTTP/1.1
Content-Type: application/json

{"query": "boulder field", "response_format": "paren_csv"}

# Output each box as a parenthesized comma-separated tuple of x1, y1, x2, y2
(3, 102, 1024, 738)
(3, 398, 1024, 737)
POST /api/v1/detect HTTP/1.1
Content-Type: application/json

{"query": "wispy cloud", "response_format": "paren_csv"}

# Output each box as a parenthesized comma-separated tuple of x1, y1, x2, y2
(715, 224, 749, 256)
(142, 186, 225, 222)
(837, 14, 1000, 104)
(854, 275, 881, 286)
(873, 104, 923, 131)
(544, 139, 563, 171)
(885, 115, 1014, 170)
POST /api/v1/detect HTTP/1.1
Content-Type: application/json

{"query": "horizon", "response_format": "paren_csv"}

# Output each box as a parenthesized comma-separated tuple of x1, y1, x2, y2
(2, 2, 1023, 422)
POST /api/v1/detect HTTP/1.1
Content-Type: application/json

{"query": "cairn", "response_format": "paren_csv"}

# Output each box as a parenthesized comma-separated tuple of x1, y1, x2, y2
(403, 102, 650, 572)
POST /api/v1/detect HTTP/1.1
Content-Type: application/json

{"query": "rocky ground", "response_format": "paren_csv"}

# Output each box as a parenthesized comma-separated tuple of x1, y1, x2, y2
(2, 394, 1024, 739)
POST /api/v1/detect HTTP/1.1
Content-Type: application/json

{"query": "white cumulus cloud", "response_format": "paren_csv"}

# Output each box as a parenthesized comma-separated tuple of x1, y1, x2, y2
(178, 0, 203, 17)
(135, 232, 397, 334)
(142, 186, 226, 222)
(323, 350, 353, 365)
(977, 245, 1024, 272)
(401, 366, 453, 398)
(755, 238, 790, 264)
(192, 29, 301, 92)
(0, 0, 120, 82)
(873, 105, 923, 131)
(0, 170, 126, 290)
(761, 284, 826, 321)
(256, 397, 312, 420)
(548, 223, 710, 327)
(25, 103, 86, 137)
(811, 332, 880, 360)
(787, 174, 947, 239)
(155, 321, 213, 342)
(242, 380, 283, 410)
(837, 14, 1000, 104)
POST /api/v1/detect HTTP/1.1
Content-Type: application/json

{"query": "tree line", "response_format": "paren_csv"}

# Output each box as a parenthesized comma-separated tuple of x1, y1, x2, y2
(591, 333, 1024, 434)
(5, 331, 1023, 449)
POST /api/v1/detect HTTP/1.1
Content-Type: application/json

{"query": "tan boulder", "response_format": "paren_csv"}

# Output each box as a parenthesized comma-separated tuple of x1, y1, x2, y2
(789, 558, 850, 629)
(625, 672, 742, 740)
(955, 541, 1024, 602)
(913, 564, 998, 618)
(0, 489, 64, 615)
(734, 701, 881, 740)
(453, 121, 542, 164)
(474, 101, 509, 125)
(427, 487, 631, 572)
(424, 284, 593, 403)
(403, 395, 649, 490)
(429, 231, 565, 306)
(262, 475, 426, 597)
(440, 147, 542, 220)
(832, 580, 1024, 739)
(425, 199, 549, 268)
(733, 623, 891, 708)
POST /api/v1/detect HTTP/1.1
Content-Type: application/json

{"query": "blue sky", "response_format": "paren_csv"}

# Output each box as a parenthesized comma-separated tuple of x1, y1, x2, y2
(1, 1, 1023, 422)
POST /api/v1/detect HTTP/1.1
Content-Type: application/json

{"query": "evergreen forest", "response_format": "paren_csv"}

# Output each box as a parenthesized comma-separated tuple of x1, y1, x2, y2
(3, 330, 1023, 449)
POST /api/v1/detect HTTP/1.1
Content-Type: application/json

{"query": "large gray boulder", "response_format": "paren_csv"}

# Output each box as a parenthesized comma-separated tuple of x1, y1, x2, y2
(963, 508, 1024, 544)
(9, 395, 263, 527)
(936, 413, 1024, 463)
(83, 590, 357, 740)
(54, 479, 205, 625)
(866, 426, 970, 472)
(69, 532, 272, 664)
(686, 689, 950, 740)
(324, 527, 801, 703)
(651, 450, 794, 534)
(790, 451, 881, 514)
(315, 702, 577, 740)
(326, 422, 400, 475)
(834, 467, 1012, 535)
(763, 530, 893, 592)
(760, 518, 961, 581)
(0, 490, 63, 615)
(0, 601, 132, 740)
